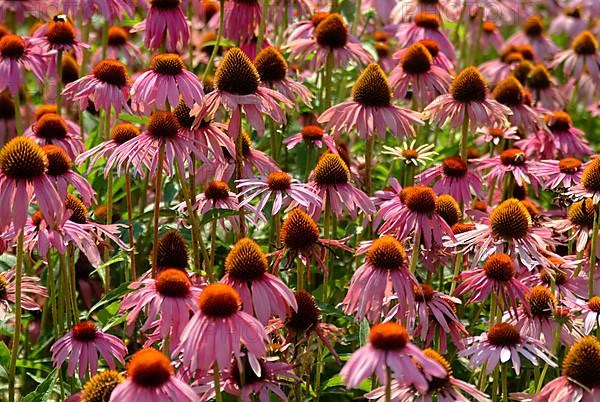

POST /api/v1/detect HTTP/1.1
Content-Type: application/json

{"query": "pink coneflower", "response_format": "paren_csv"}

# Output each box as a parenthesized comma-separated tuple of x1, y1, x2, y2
(287, 13, 371, 71)
(222, 0, 261, 41)
(553, 30, 600, 81)
(505, 16, 558, 60)
(342, 236, 418, 322)
(119, 268, 202, 348)
(60, 0, 135, 23)
(201, 355, 298, 402)
(471, 21, 504, 55)
(284, 125, 337, 153)
(0, 0, 52, 22)
(32, 19, 89, 58)
(132, 0, 190, 51)
(508, 285, 578, 347)
(173, 99, 234, 162)
(543, 111, 593, 158)
(192, 47, 292, 136)
(106, 110, 208, 178)
(549, 7, 588, 37)
(131, 53, 203, 114)
(569, 296, 600, 334)
(492, 76, 542, 132)
(24, 112, 84, 160)
(272, 208, 352, 275)
(76, 123, 152, 177)
(450, 199, 552, 270)
(378, 186, 455, 248)
(390, 42, 452, 107)
(254, 46, 313, 107)
(568, 157, 600, 204)
(91, 26, 144, 68)
(175, 283, 268, 373)
(396, 13, 455, 60)
(424, 66, 510, 131)
(62, 59, 131, 114)
(365, 349, 490, 402)
(552, 199, 599, 257)
(478, 47, 526, 88)
(42, 145, 95, 205)
(0, 267, 46, 320)
(478, 148, 541, 194)
(536, 337, 600, 402)
(533, 157, 588, 190)
(0, 137, 63, 231)
(475, 126, 520, 147)
(68, 370, 124, 402)
(319, 63, 423, 140)
(418, 156, 483, 205)
(0, 34, 48, 95)
(110, 348, 198, 401)
(459, 322, 555, 375)
(220, 238, 297, 324)
(408, 283, 468, 353)
(341, 322, 446, 392)
(51, 321, 127, 379)
(307, 153, 375, 220)
(454, 253, 529, 316)
(521, 256, 587, 301)
(526, 63, 567, 110)
(237, 171, 321, 216)
(285, 10, 329, 42)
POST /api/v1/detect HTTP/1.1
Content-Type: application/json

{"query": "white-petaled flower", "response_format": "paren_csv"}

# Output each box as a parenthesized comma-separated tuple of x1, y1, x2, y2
(382, 140, 438, 167)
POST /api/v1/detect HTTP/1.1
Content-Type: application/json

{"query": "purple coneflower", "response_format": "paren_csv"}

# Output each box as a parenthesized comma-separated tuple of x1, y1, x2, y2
(450, 199, 552, 270)
(533, 157, 588, 190)
(549, 7, 588, 37)
(132, 0, 190, 51)
(70, 370, 124, 402)
(521, 256, 587, 301)
(492, 76, 541, 132)
(536, 337, 600, 402)
(91, 26, 144, 68)
(119, 268, 202, 347)
(478, 46, 526, 87)
(42, 145, 94, 205)
(553, 30, 600, 81)
(390, 42, 452, 107)
(343, 236, 419, 322)
(365, 349, 490, 402)
(424, 66, 510, 131)
(475, 126, 520, 147)
(32, 19, 89, 59)
(543, 111, 592, 158)
(24, 112, 84, 159)
(472, 21, 504, 54)
(505, 16, 558, 60)
(391, 0, 457, 22)
(378, 185, 455, 248)
(61, 0, 135, 23)
(106, 110, 207, 178)
(131, 53, 204, 114)
(526, 63, 567, 110)
(237, 171, 321, 216)
(222, 0, 261, 41)
(62, 59, 131, 114)
(284, 125, 337, 153)
(192, 47, 292, 136)
(319, 62, 423, 140)
(307, 153, 375, 220)
(454, 253, 529, 316)
(396, 13, 455, 60)
(51, 321, 127, 379)
(254, 46, 313, 107)
(552, 199, 598, 257)
(568, 157, 600, 203)
(220, 238, 297, 324)
(0, 137, 63, 231)
(478, 148, 541, 194)
(175, 283, 268, 373)
(110, 348, 198, 401)
(0, 267, 46, 320)
(0, 34, 48, 95)
(459, 322, 555, 375)
(341, 322, 446, 393)
(287, 13, 371, 71)
(418, 156, 483, 205)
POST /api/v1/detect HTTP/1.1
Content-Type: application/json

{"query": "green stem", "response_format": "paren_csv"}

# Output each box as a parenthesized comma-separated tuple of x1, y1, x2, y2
(104, 109, 113, 290)
(125, 167, 137, 281)
(501, 363, 508, 402)
(214, 362, 223, 402)
(449, 253, 462, 294)
(151, 144, 166, 277)
(323, 197, 331, 302)
(101, 21, 109, 60)
(323, 52, 335, 111)
(8, 232, 24, 402)
(209, 220, 217, 281)
(56, 50, 64, 116)
(352, 0, 362, 35)
(409, 231, 421, 273)
(14, 87, 22, 135)
(234, 110, 247, 239)
(589, 207, 600, 298)
(46, 254, 60, 339)
(67, 246, 79, 323)
(304, 144, 314, 181)
(202, 0, 225, 81)
(314, 339, 323, 401)
(460, 113, 469, 162)
(385, 367, 392, 402)
(256, 0, 270, 53)
(59, 252, 74, 328)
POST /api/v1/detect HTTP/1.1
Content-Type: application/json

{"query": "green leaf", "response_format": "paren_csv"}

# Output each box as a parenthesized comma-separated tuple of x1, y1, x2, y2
(87, 281, 131, 318)
(0, 341, 8, 379)
(322, 374, 345, 390)
(20, 369, 58, 402)
(359, 318, 370, 347)
(198, 208, 239, 225)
